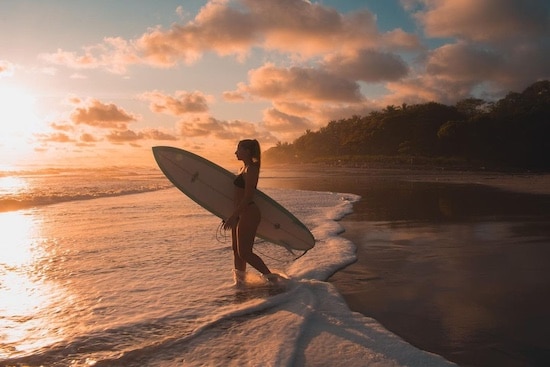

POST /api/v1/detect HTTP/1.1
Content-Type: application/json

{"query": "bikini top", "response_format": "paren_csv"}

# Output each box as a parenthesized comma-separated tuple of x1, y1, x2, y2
(233, 173, 245, 188)
(234, 170, 258, 189)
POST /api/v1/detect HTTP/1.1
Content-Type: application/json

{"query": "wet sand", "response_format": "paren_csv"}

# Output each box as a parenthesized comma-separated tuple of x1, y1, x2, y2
(262, 167, 550, 367)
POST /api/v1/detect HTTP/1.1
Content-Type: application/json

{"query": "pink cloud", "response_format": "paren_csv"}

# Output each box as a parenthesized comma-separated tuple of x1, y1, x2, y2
(382, 0, 550, 103)
(137, 0, 418, 64)
(177, 116, 224, 138)
(42, 1, 420, 71)
(259, 99, 374, 135)
(176, 115, 276, 143)
(80, 133, 99, 143)
(142, 90, 210, 115)
(243, 0, 380, 55)
(414, 0, 549, 43)
(426, 42, 502, 83)
(70, 99, 137, 130)
(379, 76, 476, 107)
(262, 108, 312, 133)
(50, 122, 75, 131)
(324, 49, 409, 82)
(418, 39, 549, 97)
(222, 90, 246, 102)
(106, 128, 178, 143)
(35, 132, 74, 143)
(106, 130, 141, 143)
(231, 63, 363, 103)
(41, 37, 140, 74)
(34, 0, 548, 142)
(141, 129, 178, 141)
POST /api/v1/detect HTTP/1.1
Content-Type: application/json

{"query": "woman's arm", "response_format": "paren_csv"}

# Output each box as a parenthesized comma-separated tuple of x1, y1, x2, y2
(241, 165, 259, 203)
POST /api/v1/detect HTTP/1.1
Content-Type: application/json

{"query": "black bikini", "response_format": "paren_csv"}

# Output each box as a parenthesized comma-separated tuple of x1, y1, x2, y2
(233, 173, 245, 188)
(234, 172, 256, 206)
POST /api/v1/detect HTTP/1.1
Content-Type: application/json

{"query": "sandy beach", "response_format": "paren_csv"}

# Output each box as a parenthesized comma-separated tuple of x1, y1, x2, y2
(262, 166, 550, 367)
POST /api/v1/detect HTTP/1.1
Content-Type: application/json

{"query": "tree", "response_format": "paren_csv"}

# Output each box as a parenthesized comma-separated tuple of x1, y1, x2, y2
(263, 80, 550, 169)
(455, 98, 488, 117)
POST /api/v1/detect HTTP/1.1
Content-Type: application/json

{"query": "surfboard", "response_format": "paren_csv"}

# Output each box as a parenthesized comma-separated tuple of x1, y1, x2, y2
(152, 146, 315, 251)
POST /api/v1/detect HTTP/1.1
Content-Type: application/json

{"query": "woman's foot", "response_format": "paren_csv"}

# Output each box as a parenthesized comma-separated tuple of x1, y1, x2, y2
(233, 269, 247, 287)
(263, 273, 284, 285)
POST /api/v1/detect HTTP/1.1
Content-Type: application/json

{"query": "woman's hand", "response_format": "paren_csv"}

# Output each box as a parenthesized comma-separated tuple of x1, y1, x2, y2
(223, 215, 237, 230)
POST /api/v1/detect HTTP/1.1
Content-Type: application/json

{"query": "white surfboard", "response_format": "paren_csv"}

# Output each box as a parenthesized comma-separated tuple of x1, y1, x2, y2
(152, 146, 315, 251)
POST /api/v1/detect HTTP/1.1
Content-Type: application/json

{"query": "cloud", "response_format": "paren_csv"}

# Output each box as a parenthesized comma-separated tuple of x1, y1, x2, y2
(237, 0, 418, 54)
(426, 42, 503, 83)
(381, 28, 423, 50)
(383, 77, 458, 105)
(70, 98, 138, 129)
(35, 132, 74, 143)
(80, 133, 99, 143)
(50, 122, 75, 131)
(176, 115, 276, 143)
(230, 63, 363, 103)
(141, 129, 178, 141)
(262, 108, 311, 133)
(268, 99, 372, 127)
(41, 37, 141, 74)
(33, 0, 549, 148)
(177, 116, 246, 139)
(159, 0, 417, 60)
(385, 0, 550, 102)
(414, 0, 549, 43)
(42, 0, 420, 71)
(106, 128, 178, 143)
(222, 90, 246, 102)
(324, 49, 409, 82)
(417, 38, 549, 97)
(141, 90, 210, 115)
(42, 96, 178, 149)
(240, 0, 380, 56)
(106, 130, 141, 143)
(223, 60, 388, 131)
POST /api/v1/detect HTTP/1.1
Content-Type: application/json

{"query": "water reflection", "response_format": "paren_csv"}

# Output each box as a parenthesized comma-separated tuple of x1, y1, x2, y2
(263, 169, 550, 222)
(325, 176, 550, 367)
(0, 211, 63, 358)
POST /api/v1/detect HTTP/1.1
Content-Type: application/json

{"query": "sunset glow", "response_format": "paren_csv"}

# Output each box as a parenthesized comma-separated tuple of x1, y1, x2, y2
(0, 0, 548, 169)
(0, 85, 43, 167)
(0, 86, 39, 137)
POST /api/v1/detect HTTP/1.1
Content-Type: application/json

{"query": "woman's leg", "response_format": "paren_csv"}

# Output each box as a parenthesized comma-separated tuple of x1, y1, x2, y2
(232, 225, 246, 272)
(237, 206, 271, 275)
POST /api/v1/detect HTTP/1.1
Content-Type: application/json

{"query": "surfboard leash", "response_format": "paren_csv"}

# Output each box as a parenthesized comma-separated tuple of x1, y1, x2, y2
(215, 220, 229, 244)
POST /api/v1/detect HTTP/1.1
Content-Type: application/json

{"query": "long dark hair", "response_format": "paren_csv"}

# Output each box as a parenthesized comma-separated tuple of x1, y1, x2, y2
(239, 139, 261, 167)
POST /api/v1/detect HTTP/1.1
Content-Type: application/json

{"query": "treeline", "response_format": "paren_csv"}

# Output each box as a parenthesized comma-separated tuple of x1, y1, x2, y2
(264, 80, 550, 170)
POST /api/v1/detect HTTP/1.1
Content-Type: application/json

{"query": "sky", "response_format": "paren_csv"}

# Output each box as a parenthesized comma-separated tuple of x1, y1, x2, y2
(1, 0, 549, 169)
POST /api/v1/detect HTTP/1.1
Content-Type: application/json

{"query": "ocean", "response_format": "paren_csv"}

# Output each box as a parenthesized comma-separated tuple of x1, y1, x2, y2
(0, 167, 455, 367)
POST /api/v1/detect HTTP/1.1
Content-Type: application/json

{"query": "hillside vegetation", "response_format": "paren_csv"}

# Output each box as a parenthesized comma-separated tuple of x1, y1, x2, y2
(264, 80, 550, 170)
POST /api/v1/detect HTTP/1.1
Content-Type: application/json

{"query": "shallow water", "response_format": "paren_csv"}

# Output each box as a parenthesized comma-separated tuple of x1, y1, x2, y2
(0, 168, 456, 366)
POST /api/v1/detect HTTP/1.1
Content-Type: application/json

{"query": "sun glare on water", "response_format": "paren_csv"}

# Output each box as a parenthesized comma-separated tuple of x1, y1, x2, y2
(0, 211, 64, 357)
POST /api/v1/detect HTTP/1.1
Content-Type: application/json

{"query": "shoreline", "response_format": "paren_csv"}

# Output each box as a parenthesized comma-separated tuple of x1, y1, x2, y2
(262, 164, 550, 196)
(262, 167, 550, 367)
(264, 160, 550, 176)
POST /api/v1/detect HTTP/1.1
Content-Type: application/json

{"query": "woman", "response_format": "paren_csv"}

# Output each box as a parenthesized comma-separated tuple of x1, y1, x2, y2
(222, 139, 277, 285)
